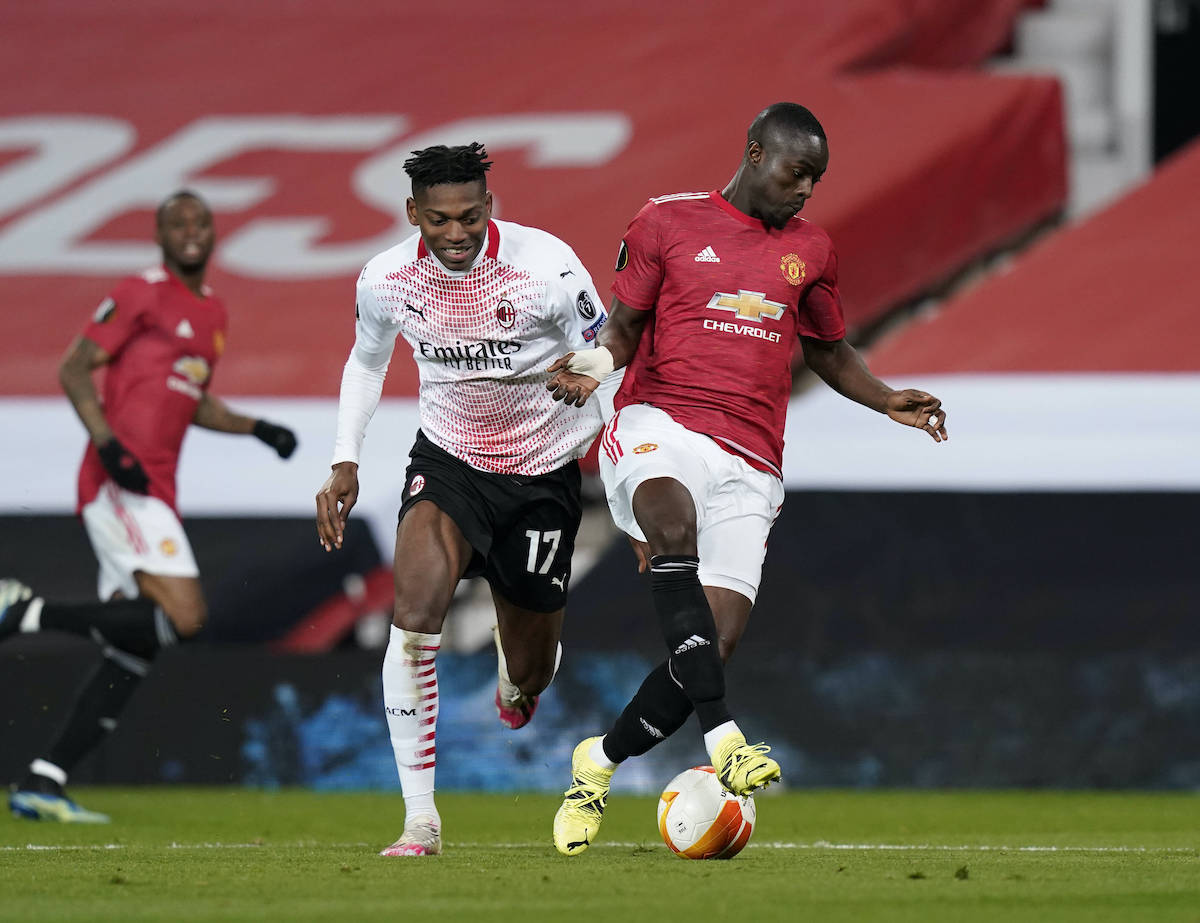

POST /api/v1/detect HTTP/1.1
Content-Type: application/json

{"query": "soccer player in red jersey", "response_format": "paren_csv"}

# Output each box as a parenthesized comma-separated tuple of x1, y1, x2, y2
(0, 191, 297, 822)
(546, 102, 948, 855)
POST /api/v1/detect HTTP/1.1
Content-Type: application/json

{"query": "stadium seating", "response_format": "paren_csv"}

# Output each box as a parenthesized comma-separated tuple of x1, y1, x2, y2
(0, 0, 1063, 398)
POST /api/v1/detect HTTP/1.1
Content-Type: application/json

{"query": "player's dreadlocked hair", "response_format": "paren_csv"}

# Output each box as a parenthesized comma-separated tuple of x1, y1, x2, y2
(748, 102, 826, 148)
(403, 143, 493, 194)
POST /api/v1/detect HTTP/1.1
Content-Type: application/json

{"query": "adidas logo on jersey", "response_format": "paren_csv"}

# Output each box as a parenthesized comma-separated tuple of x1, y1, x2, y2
(175, 318, 195, 338)
(673, 634, 711, 655)
(694, 246, 721, 263)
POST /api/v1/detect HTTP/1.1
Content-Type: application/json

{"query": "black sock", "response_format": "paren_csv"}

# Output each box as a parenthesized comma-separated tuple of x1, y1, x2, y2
(39, 649, 149, 776)
(37, 597, 175, 660)
(648, 554, 730, 733)
(603, 660, 693, 763)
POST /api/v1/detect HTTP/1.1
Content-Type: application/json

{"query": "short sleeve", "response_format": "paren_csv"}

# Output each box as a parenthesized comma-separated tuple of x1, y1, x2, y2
(610, 201, 664, 312)
(81, 278, 148, 357)
(797, 247, 846, 341)
(349, 269, 399, 371)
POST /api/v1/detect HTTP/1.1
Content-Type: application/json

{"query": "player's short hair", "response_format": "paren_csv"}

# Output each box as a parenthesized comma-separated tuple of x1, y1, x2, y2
(403, 143, 493, 195)
(156, 189, 208, 227)
(748, 102, 826, 150)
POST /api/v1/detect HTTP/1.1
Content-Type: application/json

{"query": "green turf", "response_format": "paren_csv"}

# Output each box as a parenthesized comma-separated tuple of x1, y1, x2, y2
(2, 788, 1197, 922)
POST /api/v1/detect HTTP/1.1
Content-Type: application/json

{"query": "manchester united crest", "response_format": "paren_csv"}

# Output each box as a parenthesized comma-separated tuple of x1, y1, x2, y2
(781, 253, 806, 286)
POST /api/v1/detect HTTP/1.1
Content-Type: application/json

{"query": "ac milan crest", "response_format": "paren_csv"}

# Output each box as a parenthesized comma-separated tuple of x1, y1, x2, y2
(409, 473, 426, 496)
(496, 299, 516, 328)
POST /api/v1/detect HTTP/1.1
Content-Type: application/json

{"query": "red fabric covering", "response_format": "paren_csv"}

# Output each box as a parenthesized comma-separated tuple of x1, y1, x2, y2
(0, 0, 1063, 397)
(869, 137, 1200, 374)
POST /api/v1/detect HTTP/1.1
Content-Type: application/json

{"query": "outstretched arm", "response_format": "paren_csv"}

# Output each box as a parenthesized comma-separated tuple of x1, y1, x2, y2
(193, 393, 298, 457)
(192, 393, 254, 434)
(800, 335, 948, 442)
(546, 297, 648, 406)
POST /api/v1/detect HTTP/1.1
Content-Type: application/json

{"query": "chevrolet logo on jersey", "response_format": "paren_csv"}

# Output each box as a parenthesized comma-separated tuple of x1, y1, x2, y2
(706, 291, 787, 322)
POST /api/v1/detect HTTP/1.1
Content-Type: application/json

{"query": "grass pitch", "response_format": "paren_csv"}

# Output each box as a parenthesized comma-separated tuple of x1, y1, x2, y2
(2, 788, 1198, 922)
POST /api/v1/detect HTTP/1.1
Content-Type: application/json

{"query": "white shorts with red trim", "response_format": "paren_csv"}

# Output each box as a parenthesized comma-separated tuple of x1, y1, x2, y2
(598, 403, 784, 603)
(80, 482, 199, 600)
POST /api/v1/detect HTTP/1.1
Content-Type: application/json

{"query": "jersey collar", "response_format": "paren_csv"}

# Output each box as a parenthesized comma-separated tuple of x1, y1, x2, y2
(709, 190, 795, 233)
(416, 219, 501, 272)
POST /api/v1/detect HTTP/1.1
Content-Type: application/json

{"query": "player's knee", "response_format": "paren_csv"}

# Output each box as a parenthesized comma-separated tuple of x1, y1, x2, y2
(169, 600, 206, 638)
(507, 658, 555, 697)
(166, 601, 207, 639)
(717, 635, 739, 663)
(392, 602, 444, 635)
(641, 520, 698, 557)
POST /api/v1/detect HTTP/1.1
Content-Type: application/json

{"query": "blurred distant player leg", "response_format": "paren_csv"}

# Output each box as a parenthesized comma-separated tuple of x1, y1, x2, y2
(2, 515, 204, 822)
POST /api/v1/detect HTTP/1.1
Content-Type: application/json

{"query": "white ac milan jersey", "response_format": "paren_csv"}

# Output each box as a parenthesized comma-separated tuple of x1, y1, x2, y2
(353, 218, 607, 475)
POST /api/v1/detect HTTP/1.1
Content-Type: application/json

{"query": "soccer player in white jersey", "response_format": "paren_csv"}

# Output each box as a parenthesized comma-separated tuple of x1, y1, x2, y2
(545, 102, 948, 855)
(315, 143, 608, 857)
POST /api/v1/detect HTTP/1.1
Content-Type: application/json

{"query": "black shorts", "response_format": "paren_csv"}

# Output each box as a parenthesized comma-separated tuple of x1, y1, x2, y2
(397, 430, 583, 613)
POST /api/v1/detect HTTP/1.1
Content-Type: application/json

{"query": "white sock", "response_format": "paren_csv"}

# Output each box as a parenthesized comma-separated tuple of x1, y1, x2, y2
(703, 720, 740, 761)
(29, 758, 67, 786)
(494, 626, 521, 706)
(20, 598, 44, 633)
(382, 625, 440, 813)
(589, 737, 618, 772)
(403, 793, 439, 828)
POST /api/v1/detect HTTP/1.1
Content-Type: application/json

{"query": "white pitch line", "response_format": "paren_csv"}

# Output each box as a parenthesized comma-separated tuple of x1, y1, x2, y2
(459, 841, 1199, 854)
(3, 841, 1196, 854)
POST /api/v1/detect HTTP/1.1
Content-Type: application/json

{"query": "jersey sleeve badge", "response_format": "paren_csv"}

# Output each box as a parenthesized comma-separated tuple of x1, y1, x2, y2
(93, 297, 117, 323)
(615, 240, 629, 271)
(576, 291, 597, 319)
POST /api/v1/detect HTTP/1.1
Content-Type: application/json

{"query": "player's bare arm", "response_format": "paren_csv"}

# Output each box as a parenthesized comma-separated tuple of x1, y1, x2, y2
(800, 335, 948, 442)
(60, 334, 151, 492)
(192, 393, 254, 434)
(193, 394, 298, 457)
(58, 335, 114, 446)
(315, 462, 359, 552)
(546, 298, 648, 406)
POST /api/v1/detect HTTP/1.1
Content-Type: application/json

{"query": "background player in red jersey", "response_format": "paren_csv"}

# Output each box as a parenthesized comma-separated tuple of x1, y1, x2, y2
(0, 191, 297, 822)
(546, 102, 948, 855)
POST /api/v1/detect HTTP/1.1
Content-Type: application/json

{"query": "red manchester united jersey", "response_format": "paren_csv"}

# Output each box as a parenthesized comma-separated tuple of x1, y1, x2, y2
(612, 190, 845, 476)
(77, 267, 228, 513)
